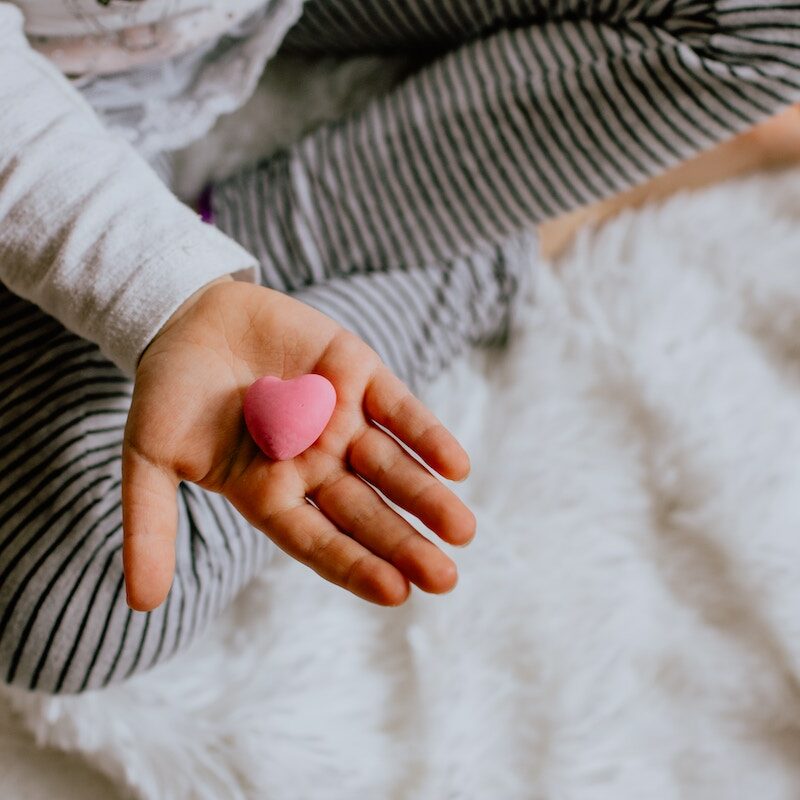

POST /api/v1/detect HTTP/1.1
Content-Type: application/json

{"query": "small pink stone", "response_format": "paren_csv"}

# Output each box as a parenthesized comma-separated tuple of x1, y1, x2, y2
(243, 374, 336, 461)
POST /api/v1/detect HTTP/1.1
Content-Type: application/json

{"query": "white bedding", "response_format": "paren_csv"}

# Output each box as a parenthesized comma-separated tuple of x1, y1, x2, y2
(4, 163, 800, 798)
(3, 57, 800, 800)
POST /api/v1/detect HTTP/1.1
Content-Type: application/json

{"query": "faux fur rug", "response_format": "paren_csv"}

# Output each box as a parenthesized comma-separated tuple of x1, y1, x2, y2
(4, 162, 800, 799)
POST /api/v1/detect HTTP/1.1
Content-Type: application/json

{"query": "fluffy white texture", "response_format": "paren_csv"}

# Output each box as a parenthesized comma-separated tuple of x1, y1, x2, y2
(3, 162, 800, 798)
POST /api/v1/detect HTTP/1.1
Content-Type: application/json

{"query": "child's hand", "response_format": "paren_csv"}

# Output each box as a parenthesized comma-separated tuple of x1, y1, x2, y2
(122, 278, 475, 611)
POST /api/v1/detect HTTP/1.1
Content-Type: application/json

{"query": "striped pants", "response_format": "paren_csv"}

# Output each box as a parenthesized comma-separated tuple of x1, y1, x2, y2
(2, 1, 799, 695)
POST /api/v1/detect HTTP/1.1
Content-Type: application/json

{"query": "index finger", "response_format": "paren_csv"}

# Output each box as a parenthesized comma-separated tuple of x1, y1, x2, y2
(364, 367, 470, 482)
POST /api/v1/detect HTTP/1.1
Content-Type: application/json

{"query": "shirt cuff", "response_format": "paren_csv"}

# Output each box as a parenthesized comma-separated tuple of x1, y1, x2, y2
(101, 220, 259, 377)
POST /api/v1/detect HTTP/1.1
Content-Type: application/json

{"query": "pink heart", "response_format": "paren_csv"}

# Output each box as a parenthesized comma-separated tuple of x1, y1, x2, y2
(243, 374, 337, 461)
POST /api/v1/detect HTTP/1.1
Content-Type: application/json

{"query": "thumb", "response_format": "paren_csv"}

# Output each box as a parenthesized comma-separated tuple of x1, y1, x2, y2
(121, 447, 179, 612)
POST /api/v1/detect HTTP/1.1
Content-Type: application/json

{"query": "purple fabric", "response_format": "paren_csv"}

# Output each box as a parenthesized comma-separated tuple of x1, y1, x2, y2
(197, 184, 214, 224)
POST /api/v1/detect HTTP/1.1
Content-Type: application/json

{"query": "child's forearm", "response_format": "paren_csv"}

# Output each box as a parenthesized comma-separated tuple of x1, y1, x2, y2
(0, 4, 258, 377)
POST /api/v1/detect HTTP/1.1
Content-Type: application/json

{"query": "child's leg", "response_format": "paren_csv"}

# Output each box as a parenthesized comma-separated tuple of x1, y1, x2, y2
(289, 233, 535, 391)
(211, 155, 536, 391)
(0, 286, 273, 694)
(213, 0, 800, 287)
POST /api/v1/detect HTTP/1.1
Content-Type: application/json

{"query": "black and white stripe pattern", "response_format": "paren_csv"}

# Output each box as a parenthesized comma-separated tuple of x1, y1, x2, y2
(0, 287, 273, 694)
(3, 0, 800, 695)
(218, 0, 800, 282)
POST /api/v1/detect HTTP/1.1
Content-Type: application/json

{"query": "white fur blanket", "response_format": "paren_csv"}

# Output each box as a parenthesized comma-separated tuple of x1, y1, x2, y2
(4, 164, 800, 799)
(4, 61, 800, 800)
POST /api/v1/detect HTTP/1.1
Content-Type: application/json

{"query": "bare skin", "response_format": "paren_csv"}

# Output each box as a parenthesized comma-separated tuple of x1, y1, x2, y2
(540, 105, 800, 260)
(122, 277, 475, 612)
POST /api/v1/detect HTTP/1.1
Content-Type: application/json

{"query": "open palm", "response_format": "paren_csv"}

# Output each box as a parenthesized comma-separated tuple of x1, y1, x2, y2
(122, 280, 475, 611)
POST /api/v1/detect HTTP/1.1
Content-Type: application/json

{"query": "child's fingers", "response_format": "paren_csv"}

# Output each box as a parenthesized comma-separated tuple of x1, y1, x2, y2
(121, 448, 179, 612)
(258, 500, 410, 606)
(364, 368, 470, 481)
(311, 469, 458, 594)
(349, 426, 476, 546)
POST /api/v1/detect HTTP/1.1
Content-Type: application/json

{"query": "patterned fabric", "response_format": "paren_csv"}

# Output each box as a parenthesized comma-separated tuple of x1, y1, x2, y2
(0, 285, 274, 693)
(70, 1, 307, 158)
(18, 0, 270, 73)
(2, 0, 800, 694)
(223, 0, 800, 275)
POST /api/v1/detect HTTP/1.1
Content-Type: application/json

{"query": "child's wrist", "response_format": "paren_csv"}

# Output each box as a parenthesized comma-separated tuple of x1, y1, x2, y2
(137, 274, 234, 368)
